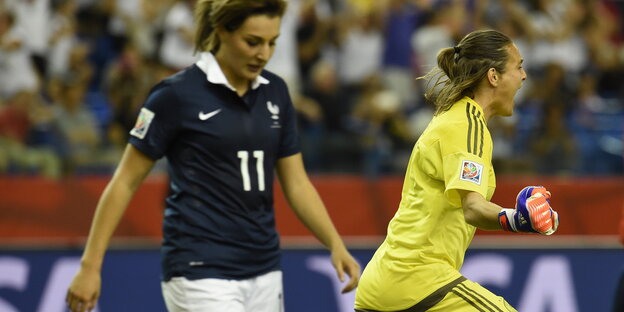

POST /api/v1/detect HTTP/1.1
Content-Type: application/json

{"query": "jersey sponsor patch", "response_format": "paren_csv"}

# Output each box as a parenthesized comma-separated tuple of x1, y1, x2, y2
(130, 108, 155, 139)
(460, 160, 483, 185)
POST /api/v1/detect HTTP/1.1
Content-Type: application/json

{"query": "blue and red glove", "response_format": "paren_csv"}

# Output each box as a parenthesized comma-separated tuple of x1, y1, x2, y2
(498, 186, 559, 235)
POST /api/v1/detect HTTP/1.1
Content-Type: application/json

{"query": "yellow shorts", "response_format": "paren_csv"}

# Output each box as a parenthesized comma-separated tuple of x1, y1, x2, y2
(355, 276, 517, 312)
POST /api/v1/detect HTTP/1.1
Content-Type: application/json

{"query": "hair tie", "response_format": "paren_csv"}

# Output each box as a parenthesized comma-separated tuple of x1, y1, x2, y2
(454, 46, 461, 54)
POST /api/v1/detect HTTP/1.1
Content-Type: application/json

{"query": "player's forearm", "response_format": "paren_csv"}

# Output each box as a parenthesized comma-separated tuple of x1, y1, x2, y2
(285, 182, 345, 251)
(461, 191, 504, 231)
(80, 177, 139, 272)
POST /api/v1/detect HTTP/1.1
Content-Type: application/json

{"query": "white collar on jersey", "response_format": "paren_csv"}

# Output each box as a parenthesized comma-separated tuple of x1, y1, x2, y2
(196, 52, 270, 92)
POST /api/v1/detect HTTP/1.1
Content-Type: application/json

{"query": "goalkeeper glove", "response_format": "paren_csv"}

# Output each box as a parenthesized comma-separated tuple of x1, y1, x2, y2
(498, 186, 559, 235)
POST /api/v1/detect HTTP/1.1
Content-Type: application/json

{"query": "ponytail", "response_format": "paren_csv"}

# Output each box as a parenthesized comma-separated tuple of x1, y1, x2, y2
(419, 30, 512, 114)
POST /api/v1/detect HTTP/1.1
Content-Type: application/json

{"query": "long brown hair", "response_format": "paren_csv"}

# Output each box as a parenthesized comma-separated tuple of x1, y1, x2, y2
(420, 30, 512, 115)
(194, 0, 287, 53)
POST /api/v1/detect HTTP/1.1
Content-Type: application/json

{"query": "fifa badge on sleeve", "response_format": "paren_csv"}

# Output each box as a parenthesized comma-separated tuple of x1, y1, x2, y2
(460, 160, 483, 185)
(130, 108, 155, 139)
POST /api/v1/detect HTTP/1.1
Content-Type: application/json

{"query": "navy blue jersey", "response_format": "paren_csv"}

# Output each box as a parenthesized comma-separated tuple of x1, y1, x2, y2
(129, 55, 300, 281)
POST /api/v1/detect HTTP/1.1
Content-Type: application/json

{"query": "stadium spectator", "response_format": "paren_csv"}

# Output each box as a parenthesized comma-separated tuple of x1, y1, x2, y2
(350, 75, 412, 178)
(0, 8, 39, 99)
(296, 0, 335, 91)
(47, 0, 79, 78)
(411, 0, 465, 75)
(0, 91, 61, 178)
(107, 0, 171, 60)
(158, 0, 197, 71)
(4, 0, 51, 76)
(335, 4, 383, 98)
(104, 41, 161, 148)
(265, 0, 302, 93)
(530, 98, 578, 175)
(581, 0, 624, 99)
(302, 60, 361, 172)
(379, 0, 422, 109)
(53, 79, 119, 174)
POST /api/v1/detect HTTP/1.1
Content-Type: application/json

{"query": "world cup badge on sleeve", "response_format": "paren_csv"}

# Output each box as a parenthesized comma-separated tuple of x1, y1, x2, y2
(130, 108, 155, 139)
(460, 160, 483, 185)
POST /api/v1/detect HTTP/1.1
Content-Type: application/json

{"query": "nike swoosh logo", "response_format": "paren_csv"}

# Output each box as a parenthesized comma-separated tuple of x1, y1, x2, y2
(199, 109, 221, 120)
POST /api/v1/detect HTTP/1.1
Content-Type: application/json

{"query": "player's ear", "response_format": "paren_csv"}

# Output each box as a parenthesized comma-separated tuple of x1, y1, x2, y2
(215, 26, 228, 43)
(486, 68, 499, 87)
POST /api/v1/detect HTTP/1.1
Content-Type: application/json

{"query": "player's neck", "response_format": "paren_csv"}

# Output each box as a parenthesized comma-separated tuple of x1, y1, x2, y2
(234, 84, 250, 97)
(214, 55, 251, 97)
(471, 92, 494, 122)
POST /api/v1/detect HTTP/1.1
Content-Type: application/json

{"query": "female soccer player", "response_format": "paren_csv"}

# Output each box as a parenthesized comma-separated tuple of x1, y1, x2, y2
(354, 29, 559, 312)
(65, 1, 360, 311)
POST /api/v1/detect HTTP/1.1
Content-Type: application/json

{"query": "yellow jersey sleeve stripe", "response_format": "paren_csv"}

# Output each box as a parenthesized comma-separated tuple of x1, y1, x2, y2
(465, 103, 474, 154)
(478, 116, 485, 157)
(472, 107, 480, 155)
(465, 102, 486, 157)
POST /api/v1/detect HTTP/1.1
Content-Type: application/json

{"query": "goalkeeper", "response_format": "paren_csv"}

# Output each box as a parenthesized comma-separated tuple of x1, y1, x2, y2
(354, 29, 559, 312)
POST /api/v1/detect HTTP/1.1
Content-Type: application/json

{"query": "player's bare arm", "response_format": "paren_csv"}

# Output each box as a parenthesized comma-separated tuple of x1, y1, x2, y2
(459, 190, 505, 230)
(66, 144, 155, 312)
(459, 187, 559, 235)
(276, 153, 361, 293)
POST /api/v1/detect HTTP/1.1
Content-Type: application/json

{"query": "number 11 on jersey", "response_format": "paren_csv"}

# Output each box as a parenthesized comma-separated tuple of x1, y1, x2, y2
(237, 150, 265, 191)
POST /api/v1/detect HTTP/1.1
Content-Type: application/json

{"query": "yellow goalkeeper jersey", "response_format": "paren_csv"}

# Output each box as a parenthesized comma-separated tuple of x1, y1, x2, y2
(355, 96, 496, 311)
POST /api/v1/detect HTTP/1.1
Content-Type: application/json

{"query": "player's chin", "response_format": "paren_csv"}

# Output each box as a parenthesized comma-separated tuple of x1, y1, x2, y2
(245, 65, 264, 79)
(501, 104, 514, 117)
(505, 98, 518, 116)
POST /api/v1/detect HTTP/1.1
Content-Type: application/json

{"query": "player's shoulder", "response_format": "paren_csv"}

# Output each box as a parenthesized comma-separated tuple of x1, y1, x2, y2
(434, 99, 484, 129)
(419, 99, 477, 147)
(148, 65, 204, 100)
(260, 69, 284, 85)
(162, 64, 204, 89)
(260, 69, 289, 93)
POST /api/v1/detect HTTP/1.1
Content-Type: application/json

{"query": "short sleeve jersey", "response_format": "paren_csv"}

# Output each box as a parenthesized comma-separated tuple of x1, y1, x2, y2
(355, 97, 496, 310)
(129, 53, 300, 281)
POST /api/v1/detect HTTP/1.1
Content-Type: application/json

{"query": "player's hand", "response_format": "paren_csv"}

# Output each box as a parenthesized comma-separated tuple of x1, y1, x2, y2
(330, 246, 361, 293)
(499, 186, 559, 235)
(66, 266, 101, 312)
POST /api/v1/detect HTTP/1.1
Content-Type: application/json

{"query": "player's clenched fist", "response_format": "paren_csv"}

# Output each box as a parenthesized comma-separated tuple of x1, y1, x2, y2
(498, 186, 560, 235)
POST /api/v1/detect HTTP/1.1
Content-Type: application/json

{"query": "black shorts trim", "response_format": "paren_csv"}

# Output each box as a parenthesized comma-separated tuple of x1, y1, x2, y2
(354, 276, 467, 312)
(453, 283, 504, 312)
(450, 289, 486, 312)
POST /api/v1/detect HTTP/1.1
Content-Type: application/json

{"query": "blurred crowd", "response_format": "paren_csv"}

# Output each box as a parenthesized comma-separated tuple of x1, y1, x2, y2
(0, 0, 623, 179)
